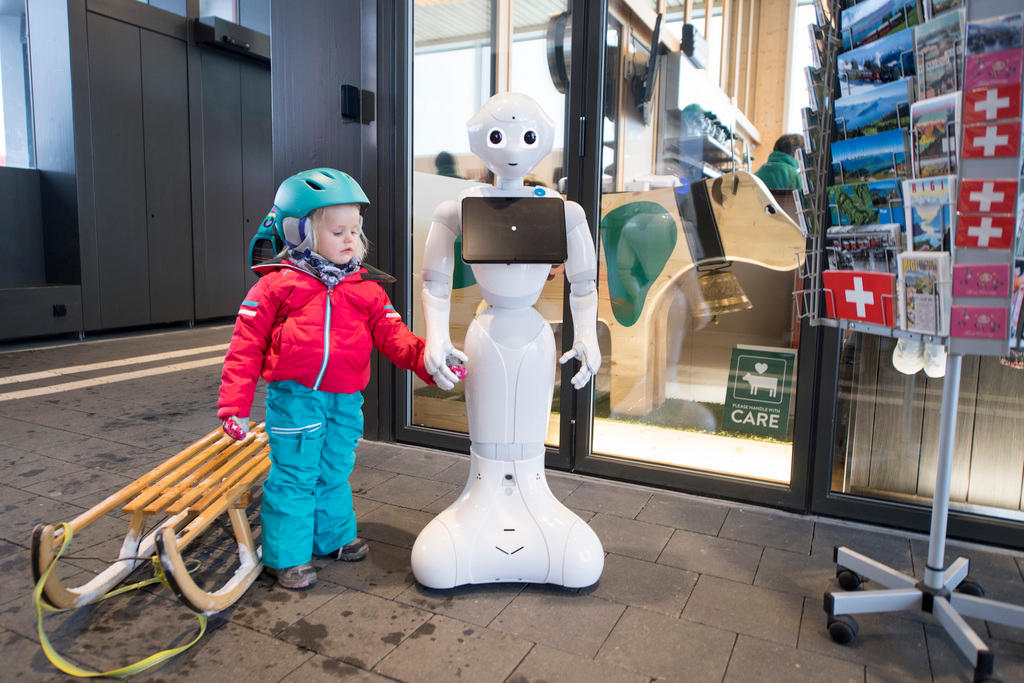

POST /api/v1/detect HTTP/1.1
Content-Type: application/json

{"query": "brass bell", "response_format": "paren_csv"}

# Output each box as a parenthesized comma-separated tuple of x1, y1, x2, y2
(693, 265, 753, 323)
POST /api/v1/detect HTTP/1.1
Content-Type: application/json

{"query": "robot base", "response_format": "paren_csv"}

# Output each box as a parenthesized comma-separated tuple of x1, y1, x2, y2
(411, 450, 604, 589)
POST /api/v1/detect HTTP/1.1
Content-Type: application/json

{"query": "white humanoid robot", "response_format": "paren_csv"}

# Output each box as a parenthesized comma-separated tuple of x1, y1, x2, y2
(411, 92, 604, 589)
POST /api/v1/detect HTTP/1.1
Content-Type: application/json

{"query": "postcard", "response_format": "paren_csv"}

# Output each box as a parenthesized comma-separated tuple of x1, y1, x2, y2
(962, 121, 1021, 160)
(910, 92, 959, 177)
(898, 251, 950, 334)
(831, 128, 908, 184)
(828, 179, 904, 227)
(953, 264, 1012, 298)
(957, 178, 1018, 215)
(823, 270, 897, 326)
(841, 0, 920, 52)
(913, 9, 964, 99)
(825, 222, 901, 272)
(838, 28, 916, 96)
(950, 305, 1008, 340)
(902, 175, 953, 251)
(924, 0, 961, 21)
(965, 12, 1024, 89)
(833, 77, 913, 140)
(963, 84, 1022, 125)
(955, 214, 1015, 250)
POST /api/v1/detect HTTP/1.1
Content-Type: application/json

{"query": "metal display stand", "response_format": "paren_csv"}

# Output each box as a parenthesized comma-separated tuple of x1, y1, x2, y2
(799, 2, 1024, 680)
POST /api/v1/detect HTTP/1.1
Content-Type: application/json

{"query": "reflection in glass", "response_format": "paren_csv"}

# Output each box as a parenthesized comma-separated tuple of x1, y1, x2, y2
(831, 332, 1024, 520)
(409, 1, 570, 447)
(591, 9, 805, 483)
(0, 0, 34, 168)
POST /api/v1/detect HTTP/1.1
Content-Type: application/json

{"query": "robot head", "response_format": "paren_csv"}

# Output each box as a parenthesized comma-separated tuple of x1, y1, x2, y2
(467, 92, 554, 180)
(252, 168, 369, 261)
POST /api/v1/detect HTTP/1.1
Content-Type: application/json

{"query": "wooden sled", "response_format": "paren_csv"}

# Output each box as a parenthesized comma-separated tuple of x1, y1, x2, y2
(32, 424, 270, 614)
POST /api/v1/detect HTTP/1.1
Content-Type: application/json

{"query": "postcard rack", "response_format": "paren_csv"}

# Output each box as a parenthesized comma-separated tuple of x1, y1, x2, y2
(800, 2, 1024, 682)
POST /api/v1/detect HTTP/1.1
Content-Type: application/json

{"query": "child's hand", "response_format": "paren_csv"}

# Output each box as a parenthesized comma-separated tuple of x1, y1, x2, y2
(221, 416, 249, 440)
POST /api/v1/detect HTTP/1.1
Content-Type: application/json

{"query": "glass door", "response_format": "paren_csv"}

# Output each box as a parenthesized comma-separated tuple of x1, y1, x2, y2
(571, 1, 814, 508)
(404, 0, 572, 463)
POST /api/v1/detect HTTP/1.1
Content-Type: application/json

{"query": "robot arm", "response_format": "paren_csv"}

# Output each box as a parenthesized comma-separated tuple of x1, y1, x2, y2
(422, 200, 468, 391)
(559, 201, 601, 390)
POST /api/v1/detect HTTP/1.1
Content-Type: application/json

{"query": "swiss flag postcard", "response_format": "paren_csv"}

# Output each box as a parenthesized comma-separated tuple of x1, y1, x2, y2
(957, 179, 1017, 215)
(962, 122, 1021, 159)
(823, 270, 896, 326)
(955, 214, 1015, 249)
(964, 85, 1022, 124)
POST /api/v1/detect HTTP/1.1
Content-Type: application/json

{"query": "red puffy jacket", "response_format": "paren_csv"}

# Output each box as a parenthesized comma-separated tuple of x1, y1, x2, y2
(218, 260, 432, 419)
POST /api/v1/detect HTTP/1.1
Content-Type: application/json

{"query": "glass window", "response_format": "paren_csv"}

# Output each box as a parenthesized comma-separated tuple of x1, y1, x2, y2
(590, 9, 806, 484)
(0, 0, 32, 168)
(409, 0, 571, 442)
(199, 0, 237, 22)
(785, 0, 818, 136)
(831, 332, 1024, 521)
(139, 0, 187, 16)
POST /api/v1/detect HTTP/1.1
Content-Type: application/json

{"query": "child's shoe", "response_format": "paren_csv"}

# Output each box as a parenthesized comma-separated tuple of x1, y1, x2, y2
(892, 338, 924, 375)
(265, 563, 317, 590)
(324, 538, 368, 562)
(922, 342, 947, 378)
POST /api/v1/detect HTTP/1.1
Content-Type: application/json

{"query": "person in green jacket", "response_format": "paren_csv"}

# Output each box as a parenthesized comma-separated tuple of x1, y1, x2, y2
(754, 134, 804, 190)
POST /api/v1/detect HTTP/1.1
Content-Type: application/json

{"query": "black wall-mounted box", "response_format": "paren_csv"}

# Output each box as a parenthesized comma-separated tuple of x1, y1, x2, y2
(193, 16, 270, 63)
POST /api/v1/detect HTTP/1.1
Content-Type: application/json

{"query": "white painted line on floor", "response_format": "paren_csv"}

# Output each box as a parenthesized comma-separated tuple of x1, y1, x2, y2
(0, 344, 229, 386)
(0, 356, 226, 402)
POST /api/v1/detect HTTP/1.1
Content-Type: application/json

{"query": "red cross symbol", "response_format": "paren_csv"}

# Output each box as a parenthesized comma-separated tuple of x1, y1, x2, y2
(964, 85, 1021, 124)
(962, 122, 1020, 158)
(823, 270, 895, 326)
(958, 179, 1017, 215)
(955, 214, 1014, 249)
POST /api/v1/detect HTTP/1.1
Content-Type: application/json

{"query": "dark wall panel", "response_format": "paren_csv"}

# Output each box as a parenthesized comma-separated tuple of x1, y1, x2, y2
(0, 167, 46, 287)
(271, 0, 362, 186)
(240, 61, 273, 291)
(86, 12, 150, 329)
(195, 48, 244, 319)
(141, 28, 193, 323)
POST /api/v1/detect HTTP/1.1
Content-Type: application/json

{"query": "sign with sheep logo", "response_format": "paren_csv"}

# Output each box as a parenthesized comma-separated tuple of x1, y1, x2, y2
(723, 345, 797, 439)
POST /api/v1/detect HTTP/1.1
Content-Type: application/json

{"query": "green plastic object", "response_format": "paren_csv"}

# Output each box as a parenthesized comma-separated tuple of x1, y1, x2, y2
(600, 201, 677, 327)
(452, 236, 477, 290)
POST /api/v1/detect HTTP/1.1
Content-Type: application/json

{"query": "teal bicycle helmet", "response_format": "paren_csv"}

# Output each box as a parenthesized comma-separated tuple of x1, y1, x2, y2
(249, 168, 370, 267)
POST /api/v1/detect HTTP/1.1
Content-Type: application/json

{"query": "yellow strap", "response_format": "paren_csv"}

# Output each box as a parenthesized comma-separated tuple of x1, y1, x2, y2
(34, 523, 208, 678)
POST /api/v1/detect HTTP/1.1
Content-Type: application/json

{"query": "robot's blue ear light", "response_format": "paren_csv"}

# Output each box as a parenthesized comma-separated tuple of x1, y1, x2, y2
(533, 187, 545, 196)
(675, 177, 691, 195)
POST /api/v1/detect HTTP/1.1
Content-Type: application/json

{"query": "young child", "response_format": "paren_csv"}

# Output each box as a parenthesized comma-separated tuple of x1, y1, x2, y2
(217, 168, 461, 590)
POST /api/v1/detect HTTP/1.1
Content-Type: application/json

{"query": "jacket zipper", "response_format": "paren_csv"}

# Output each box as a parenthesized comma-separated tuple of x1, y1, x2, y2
(313, 285, 333, 390)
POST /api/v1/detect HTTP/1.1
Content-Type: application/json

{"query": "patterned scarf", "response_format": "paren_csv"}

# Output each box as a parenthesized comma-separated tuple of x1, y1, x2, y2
(288, 249, 361, 288)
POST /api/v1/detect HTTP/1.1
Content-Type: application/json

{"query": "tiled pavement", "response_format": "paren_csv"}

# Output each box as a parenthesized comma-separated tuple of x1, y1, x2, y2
(2, 325, 1024, 681)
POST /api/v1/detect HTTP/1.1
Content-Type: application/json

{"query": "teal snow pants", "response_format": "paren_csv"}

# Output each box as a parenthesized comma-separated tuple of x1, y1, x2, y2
(262, 380, 364, 569)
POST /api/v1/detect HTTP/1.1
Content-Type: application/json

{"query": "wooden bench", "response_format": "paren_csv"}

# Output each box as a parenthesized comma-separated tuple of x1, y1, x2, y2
(32, 423, 270, 614)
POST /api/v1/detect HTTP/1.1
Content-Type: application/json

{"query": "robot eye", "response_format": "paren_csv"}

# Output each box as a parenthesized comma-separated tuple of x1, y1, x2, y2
(487, 128, 506, 147)
(523, 130, 537, 146)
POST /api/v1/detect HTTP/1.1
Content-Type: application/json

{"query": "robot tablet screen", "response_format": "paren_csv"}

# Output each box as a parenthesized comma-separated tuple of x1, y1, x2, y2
(460, 197, 567, 264)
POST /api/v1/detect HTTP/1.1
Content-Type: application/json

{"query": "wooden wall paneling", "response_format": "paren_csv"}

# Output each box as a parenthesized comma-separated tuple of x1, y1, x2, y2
(966, 358, 1024, 509)
(867, 338, 925, 494)
(194, 48, 244, 319)
(848, 334, 879, 489)
(916, 356, 979, 502)
(86, 12, 150, 329)
(751, 0, 788, 157)
(140, 28, 193, 324)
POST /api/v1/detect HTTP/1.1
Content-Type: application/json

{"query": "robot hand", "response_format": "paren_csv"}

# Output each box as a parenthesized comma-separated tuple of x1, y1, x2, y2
(221, 416, 249, 441)
(559, 340, 601, 390)
(426, 344, 468, 391)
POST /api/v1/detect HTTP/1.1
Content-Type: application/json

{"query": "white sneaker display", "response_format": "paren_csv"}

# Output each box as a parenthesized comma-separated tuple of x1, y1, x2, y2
(923, 342, 947, 379)
(892, 338, 925, 375)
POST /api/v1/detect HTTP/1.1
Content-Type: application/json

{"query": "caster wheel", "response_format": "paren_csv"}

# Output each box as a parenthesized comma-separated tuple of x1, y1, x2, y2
(958, 578, 985, 597)
(828, 615, 858, 645)
(836, 569, 862, 591)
